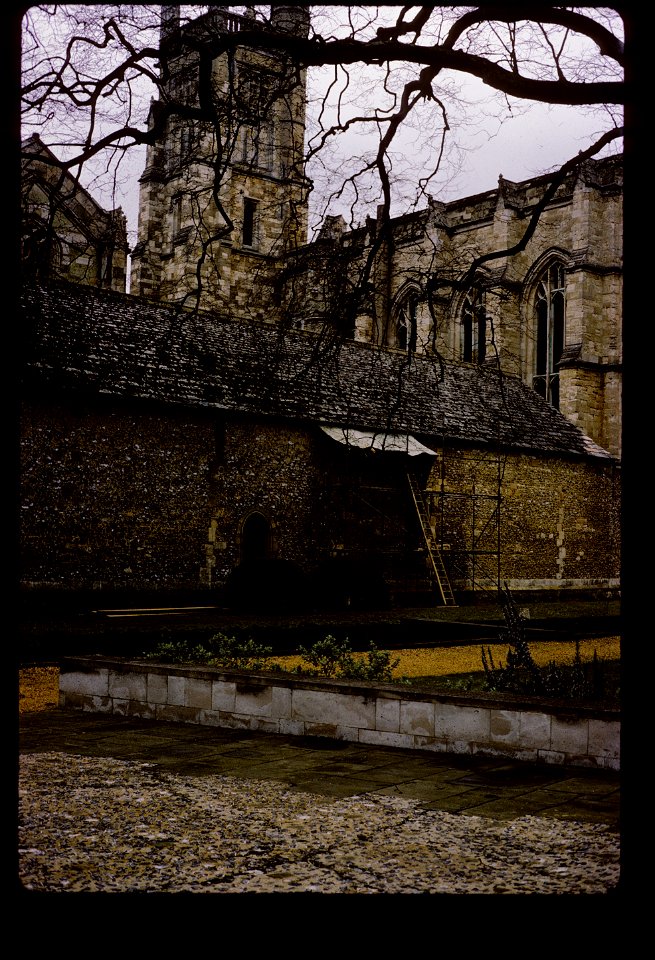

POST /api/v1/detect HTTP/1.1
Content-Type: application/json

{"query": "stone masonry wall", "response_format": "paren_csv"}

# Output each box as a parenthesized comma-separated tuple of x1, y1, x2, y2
(131, 7, 308, 317)
(58, 657, 621, 770)
(20, 396, 216, 593)
(426, 447, 620, 590)
(204, 419, 325, 586)
(19, 390, 619, 598)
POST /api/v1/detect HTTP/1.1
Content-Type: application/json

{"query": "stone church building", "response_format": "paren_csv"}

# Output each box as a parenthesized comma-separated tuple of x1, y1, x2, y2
(19, 5, 622, 609)
(21, 133, 129, 294)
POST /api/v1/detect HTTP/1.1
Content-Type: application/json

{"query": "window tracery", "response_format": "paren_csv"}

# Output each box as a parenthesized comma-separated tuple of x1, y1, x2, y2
(461, 287, 486, 363)
(533, 261, 565, 408)
(393, 289, 419, 352)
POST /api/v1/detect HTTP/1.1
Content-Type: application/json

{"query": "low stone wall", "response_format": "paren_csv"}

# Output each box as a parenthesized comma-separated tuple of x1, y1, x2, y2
(59, 657, 620, 771)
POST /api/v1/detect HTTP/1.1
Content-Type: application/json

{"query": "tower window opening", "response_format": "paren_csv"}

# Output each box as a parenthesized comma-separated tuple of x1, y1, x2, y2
(180, 126, 193, 160)
(243, 197, 258, 247)
(172, 195, 183, 234)
(241, 122, 274, 171)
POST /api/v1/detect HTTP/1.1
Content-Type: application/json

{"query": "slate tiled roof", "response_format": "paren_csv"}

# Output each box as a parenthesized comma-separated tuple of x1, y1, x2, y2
(19, 281, 612, 461)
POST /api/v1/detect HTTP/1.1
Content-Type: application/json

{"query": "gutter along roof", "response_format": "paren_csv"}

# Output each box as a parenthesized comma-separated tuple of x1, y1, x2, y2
(19, 280, 612, 462)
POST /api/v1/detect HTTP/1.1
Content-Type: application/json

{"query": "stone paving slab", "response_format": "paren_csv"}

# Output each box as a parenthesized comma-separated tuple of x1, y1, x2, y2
(18, 709, 620, 821)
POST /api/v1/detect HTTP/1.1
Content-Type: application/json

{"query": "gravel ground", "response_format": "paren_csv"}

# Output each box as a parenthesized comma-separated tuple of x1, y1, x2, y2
(18, 752, 620, 895)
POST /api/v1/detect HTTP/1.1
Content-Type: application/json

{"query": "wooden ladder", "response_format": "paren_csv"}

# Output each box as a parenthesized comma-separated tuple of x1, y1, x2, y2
(407, 473, 457, 606)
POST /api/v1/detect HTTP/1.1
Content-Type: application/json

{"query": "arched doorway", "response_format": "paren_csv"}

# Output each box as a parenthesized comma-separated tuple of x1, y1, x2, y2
(241, 511, 270, 564)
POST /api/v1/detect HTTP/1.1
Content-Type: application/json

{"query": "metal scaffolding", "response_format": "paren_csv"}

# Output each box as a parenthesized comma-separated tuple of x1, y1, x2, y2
(418, 437, 503, 602)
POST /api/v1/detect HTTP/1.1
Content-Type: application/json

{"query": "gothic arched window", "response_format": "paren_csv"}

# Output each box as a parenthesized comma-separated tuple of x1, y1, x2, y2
(394, 290, 419, 352)
(22, 223, 60, 280)
(461, 287, 486, 363)
(533, 262, 565, 408)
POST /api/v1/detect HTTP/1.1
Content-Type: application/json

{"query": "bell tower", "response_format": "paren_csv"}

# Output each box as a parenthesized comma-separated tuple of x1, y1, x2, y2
(130, 4, 310, 318)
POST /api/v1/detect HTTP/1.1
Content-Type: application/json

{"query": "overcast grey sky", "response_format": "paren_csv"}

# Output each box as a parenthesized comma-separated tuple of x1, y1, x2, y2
(22, 5, 623, 250)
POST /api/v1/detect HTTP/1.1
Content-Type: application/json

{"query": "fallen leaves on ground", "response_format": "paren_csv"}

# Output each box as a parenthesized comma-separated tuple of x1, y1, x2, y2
(272, 636, 620, 679)
(18, 666, 60, 713)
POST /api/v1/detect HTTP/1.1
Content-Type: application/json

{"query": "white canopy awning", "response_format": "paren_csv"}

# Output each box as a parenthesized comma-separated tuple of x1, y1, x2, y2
(320, 426, 436, 456)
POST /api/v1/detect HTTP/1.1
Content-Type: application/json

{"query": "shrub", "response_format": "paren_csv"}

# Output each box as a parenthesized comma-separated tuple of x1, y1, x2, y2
(143, 633, 278, 671)
(205, 633, 277, 671)
(295, 635, 400, 682)
(481, 585, 613, 703)
(143, 631, 399, 682)
(142, 638, 216, 665)
(295, 634, 351, 677)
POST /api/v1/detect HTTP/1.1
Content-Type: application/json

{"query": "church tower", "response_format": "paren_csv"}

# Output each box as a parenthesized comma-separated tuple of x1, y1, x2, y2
(130, 5, 310, 318)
